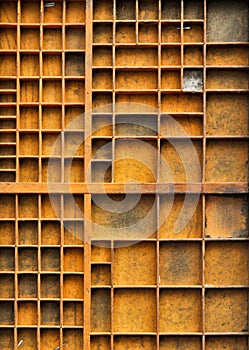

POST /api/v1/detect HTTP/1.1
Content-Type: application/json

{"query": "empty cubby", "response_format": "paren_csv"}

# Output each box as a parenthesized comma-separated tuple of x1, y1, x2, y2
(0, 1, 17, 23)
(20, 81, 39, 103)
(0, 195, 15, 219)
(63, 330, 83, 350)
(161, 47, 181, 66)
(41, 275, 60, 299)
(66, 1, 85, 23)
(41, 248, 60, 271)
(0, 302, 14, 325)
(93, 0, 113, 20)
(18, 221, 38, 245)
(43, 54, 62, 76)
(20, 54, 39, 76)
(93, 23, 113, 44)
(41, 221, 61, 246)
(18, 248, 38, 271)
(41, 194, 61, 219)
(66, 28, 85, 50)
(43, 29, 62, 50)
(0, 222, 15, 245)
(0, 54, 16, 76)
(93, 69, 112, 90)
(63, 301, 83, 326)
(184, 24, 203, 43)
(65, 81, 85, 103)
(42, 107, 62, 129)
(18, 274, 38, 298)
(116, 71, 157, 90)
(64, 220, 84, 245)
(42, 81, 62, 103)
(0, 28, 17, 50)
(65, 106, 85, 129)
(65, 53, 85, 76)
(20, 107, 39, 129)
(161, 70, 181, 89)
(21, 1, 40, 23)
(138, 24, 158, 43)
(91, 264, 111, 286)
(184, 46, 203, 66)
(93, 47, 112, 67)
(91, 161, 112, 183)
(162, 0, 181, 20)
(41, 302, 60, 325)
(42, 158, 61, 183)
(0, 248, 14, 271)
(161, 24, 181, 43)
(17, 329, 37, 350)
(116, 0, 135, 20)
(139, 0, 158, 20)
(116, 24, 136, 44)
(91, 289, 111, 332)
(19, 158, 39, 182)
(44, 1, 62, 23)
(184, 0, 203, 19)
(92, 115, 112, 136)
(63, 274, 84, 299)
(42, 132, 61, 156)
(0, 275, 14, 298)
(64, 159, 84, 183)
(20, 28, 39, 50)
(92, 139, 112, 160)
(64, 131, 84, 156)
(18, 195, 38, 218)
(40, 329, 60, 350)
(63, 248, 84, 272)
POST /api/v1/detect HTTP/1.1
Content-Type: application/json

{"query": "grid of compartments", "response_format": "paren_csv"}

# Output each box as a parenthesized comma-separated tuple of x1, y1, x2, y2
(0, 194, 84, 349)
(90, 0, 249, 349)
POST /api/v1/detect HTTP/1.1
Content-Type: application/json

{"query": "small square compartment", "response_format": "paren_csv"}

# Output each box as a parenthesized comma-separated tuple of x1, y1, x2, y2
(43, 29, 62, 50)
(116, 24, 136, 44)
(162, 0, 180, 20)
(17, 329, 37, 350)
(116, 47, 157, 67)
(63, 275, 84, 299)
(116, 71, 157, 90)
(42, 133, 61, 156)
(92, 161, 112, 183)
(65, 81, 85, 103)
(20, 81, 39, 102)
(138, 24, 158, 43)
(66, 28, 85, 50)
(93, 47, 112, 67)
(18, 275, 37, 298)
(0, 329, 14, 350)
(41, 302, 60, 325)
(41, 248, 60, 271)
(44, 1, 62, 23)
(20, 54, 39, 76)
(92, 93, 113, 112)
(92, 265, 111, 286)
(92, 243, 111, 263)
(0, 2, 17, 23)
(92, 139, 112, 160)
(64, 131, 84, 156)
(64, 248, 84, 272)
(161, 93, 203, 113)
(93, 23, 113, 44)
(206, 336, 248, 350)
(159, 289, 201, 332)
(93, 69, 112, 90)
(40, 329, 60, 350)
(65, 106, 85, 129)
(91, 289, 111, 332)
(161, 47, 181, 66)
(0, 302, 14, 325)
(63, 302, 83, 326)
(114, 289, 156, 332)
(41, 275, 60, 299)
(0, 54, 16, 76)
(64, 221, 84, 245)
(41, 194, 61, 219)
(183, 69, 203, 91)
(42, 81, 62, 103)
(42, 107, 62, 129)
(91, 336, 110, 350)
(19, 133, 39, 156)
(206, 70, 248, 90)
(20, 28, 39, 50)
(66, 1, 85, 23)
(64, 159, 84, 183)
(0, 195, 15, 219)
(19, 195, 38, 218)
(64, 194, 84, 220)
(92, 115, 112, 136)
(65, 53, 85, 76)
(93, 0, 113, 20)
(160, 336, 201, 350)
(184, 46, 203, 66)
(18, 248, 38, 271)
(161, 70, 181, 89)
(115, 336, 156, 349)
(20, 107, 39, 129)
(116, 0, 135, 20)
(21, 1, 40, 23)
(63, 330, 83, 350)
(0, 275, 14, 298)
(19, 158, 39, 182)
(207, 46, 249, 67)
(19, 221, 38, 245)
(0, 28, 17, 50)
(43, 54, 62, 76)
(139, 0, 158, 20)
(42, 158, 61, 183)
(0, 222, 15, 245)
(161, 24, 180, 43)
(184, 0, 203, 19)
(41, 221, 60, 245)
(184, 23, 203, 43)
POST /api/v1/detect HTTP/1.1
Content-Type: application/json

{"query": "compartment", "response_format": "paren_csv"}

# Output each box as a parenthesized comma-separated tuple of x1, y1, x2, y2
(0, 54, 16, 76)
(41, 302, 60, 325)
(162, 0, 180, 20)
(42, 107, 61, 129)
(138, 24, 158, 43)
(20, 54, 39, 76)
(64, 159, 84, 183)
(159, 289, 201, 332)
(18, 248, 38, 271)
(91, 289, 111, 332)
(205, 290, 248, 332)
(43, 54, 62, 76)
(41, 221, 60, 245)
(207, 94, 249, 136)
(65, 131, 84, 156)
(0, 1, 17, 23)
(161, 94, 203, 113)
(161, 24, 180, 43)
(42, 132, 61, 156)
(64, 221, 84, 245)
(207, 46, 249, 66)
(40, 329, 60, 350)
(0, 275, 14, 298)
(92, 93, 112, 112)
(19, 195, 38, 218)
(65, 53, 85, 76)
(92, 115, 112, 136)
(184, 46, 203, 66)
(0, 248, 15, 271)
(19, 158, 39, 182)
(43, 29, 62, 50)
(21, 1, 40, 23)
(160, 336, 201, 350)
(91, 264, 111, 286)
(91, 242, 111, 263)
(18, 302, 37, 325)
(114, 289, 156, 332)
(63, 302, 83, 326)
(139, 0, 158, 20)
(161, 115, 203, 136)
(0, 171, 15, 182)
(65, 80, 85, 103)
(0, 302, 14, 325)
(116, 71, 157, 90)
(206, 336, 248, 350)
(20, 107, 39, 129)
(114, 242, 156, 285)
(66, 1, 85, 23)
(207, 0, 248, 42)
(66, 27, 85, 50)
(160, 140, 202, 182)
(183, 69, 203, 91)
(161, 47, 181, 66)
(65, 106, 85, 129)
(116, 0, 135, 20)
(19, 221, 38, 245)
(41, 275, 60, 299)
(92, 161, 112, 183)
(20, 81, 39, 102)
(0, 28, 17, 50)
(17, 329, 37, 350)
(160, 242, 202, 285)
(159, 195, 202, 238)
(115, 114, 157, 136)
(91, 336, 110, 350)
(63, 330, 83, 350)
(115, 336, 156, 350)
(116, 48, 157, 67)
(20, 28, 39, 50)
(0, 329, 14, 350)
(19, 133, 39, 156)
(93, 47, 112, 67)
(114, 140, 157, 182)
(116, 24, 136, 44)
(0, 222, 15, 245)
(63, 248, 84, 272)
(41, 248, 60, 271)
(0, 93, 16, 103)
(41, 194, 61, 219)
(92, 139, 112, 160)
(0, 195, 15, 218)
(18, 274, 37, 298)
(184, 0, 203, 19)
(42, 81, 62, 103)
(93, 23, 113, 44)
(184, 24, 203, 43)
(44, 1, 62, 23)
(63, 275, 84, 299)
(206, 140, 248, 182)
(161, 70, 181, 89)
(93, 0, 113, 20)
(205, 195, 248, 238)
(93, 69, 112, 90)
(207, 70, 248, 90)
(42, 158, 61, 182)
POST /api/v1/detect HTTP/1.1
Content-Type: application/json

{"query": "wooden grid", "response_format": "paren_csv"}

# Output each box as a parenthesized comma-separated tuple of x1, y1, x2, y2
(0, 0, 249, 349)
